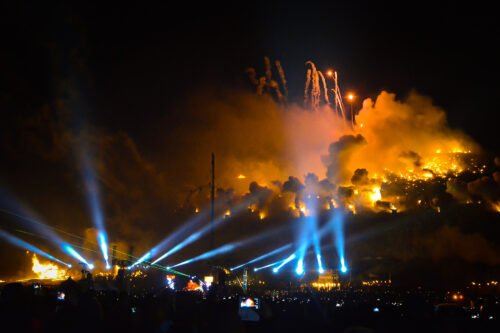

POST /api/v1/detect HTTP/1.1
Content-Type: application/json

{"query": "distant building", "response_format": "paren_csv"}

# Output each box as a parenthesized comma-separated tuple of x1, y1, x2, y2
(310, 270, 341, 290)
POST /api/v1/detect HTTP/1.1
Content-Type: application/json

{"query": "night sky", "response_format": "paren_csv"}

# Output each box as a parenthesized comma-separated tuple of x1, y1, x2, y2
(0, 1, 499, 277)
(1, 1, 498, 148)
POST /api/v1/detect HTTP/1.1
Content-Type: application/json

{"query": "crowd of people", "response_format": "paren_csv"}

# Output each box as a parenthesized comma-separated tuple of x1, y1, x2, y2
(1, 277, 499, 333)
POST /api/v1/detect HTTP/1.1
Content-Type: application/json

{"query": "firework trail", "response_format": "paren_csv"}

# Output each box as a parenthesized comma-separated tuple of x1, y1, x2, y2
(318, 71, 330, 104)
(304, 68, 312, 105)
(275, 60, 288, 100)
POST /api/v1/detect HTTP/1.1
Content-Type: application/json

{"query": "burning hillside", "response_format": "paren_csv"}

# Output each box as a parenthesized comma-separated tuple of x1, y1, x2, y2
(180, 59, 496, 219)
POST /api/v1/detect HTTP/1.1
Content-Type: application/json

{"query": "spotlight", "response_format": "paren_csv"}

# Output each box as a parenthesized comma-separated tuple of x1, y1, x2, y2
(0, 204, 90, 264)
(340, 257, 348, 273)
(0, 229, 71, 267)
(254, 258, 288, 272)
(152, 217, 226, 264)
(87, 263, 95, 270)
(273, 253, 296, 273)
(132, 206, 212, 267)
(171, 244, 235, 268)
(98, 232, 110, 268)
(81, 152, 111, 268)
(130, 251, 153, 268)
(64, 245, 92, 267)
(152, 195, 266, 265)
(172, 227, 286, 269)
(316, 254, 324, 274)
(295, 259, 304, 275)
(230, 243, 292, 271)
(331, 212, 348, 275)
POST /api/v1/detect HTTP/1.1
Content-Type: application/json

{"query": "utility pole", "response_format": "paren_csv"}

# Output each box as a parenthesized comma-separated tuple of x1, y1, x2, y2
(243, 267, 248, 294)
(210, 153, 215, 252)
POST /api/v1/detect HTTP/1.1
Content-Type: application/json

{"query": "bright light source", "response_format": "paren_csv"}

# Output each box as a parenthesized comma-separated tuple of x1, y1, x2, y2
(64, 245, 91, 266)
(347, 93, 355, 101)
(273, 253, 296, 273)
(98, 232, 110, 268)
(296, 259, 304, 275)
(88, 263, 95, 270)
(326, 70, 334, 77)
(295, 259, 304, 275)
(316, 254, 324, 274)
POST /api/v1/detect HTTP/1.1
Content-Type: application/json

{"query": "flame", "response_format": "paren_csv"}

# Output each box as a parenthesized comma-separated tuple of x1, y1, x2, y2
(369, 187, 382, 204)
(32, 254, 67, 280)
(237, 174, 247, 179)
(298, 202, 309, 216)
(185, 280, 202, 291)
(259, 211, 267, 220)
(248, 204, 256, 213)
(493, 202, 500, 213)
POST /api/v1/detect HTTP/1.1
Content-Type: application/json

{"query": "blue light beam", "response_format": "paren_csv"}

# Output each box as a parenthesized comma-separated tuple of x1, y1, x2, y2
(171, 244, 235, 268)
(130, 205, 213, 267)
(317, 254, 325, 274)
(295, 258, 304, 275)
(0, 229, 71, 267)
(152, 196, 268, 265)
(64, 244, 93, 269)
(272, 253, 296, 273)
(170, 226, 287, 268)
(230, 243, 292, 271)
(331, 211, 348, 274)
(254, 258, 287, 272)
(81, 152, 110, 268)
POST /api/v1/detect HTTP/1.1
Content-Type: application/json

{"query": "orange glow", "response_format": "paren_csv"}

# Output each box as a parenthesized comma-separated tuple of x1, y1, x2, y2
(185, 280, 202, 291)
(347, 93, 355, 101)
(369, 187, 382, 204)
(32, 254, 67, 280)
(326, 70, 334, 77)
(237, 174, 247, 179)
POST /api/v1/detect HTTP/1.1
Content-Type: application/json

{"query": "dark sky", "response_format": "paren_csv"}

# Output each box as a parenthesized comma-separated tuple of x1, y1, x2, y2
(1, 1, 498, 150)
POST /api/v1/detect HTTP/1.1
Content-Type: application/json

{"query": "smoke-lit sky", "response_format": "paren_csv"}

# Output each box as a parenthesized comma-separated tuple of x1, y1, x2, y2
(0, 2, 499, 278)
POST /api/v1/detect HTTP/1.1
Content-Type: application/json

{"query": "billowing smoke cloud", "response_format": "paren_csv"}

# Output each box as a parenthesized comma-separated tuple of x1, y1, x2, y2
(322, 91, 478, 185)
